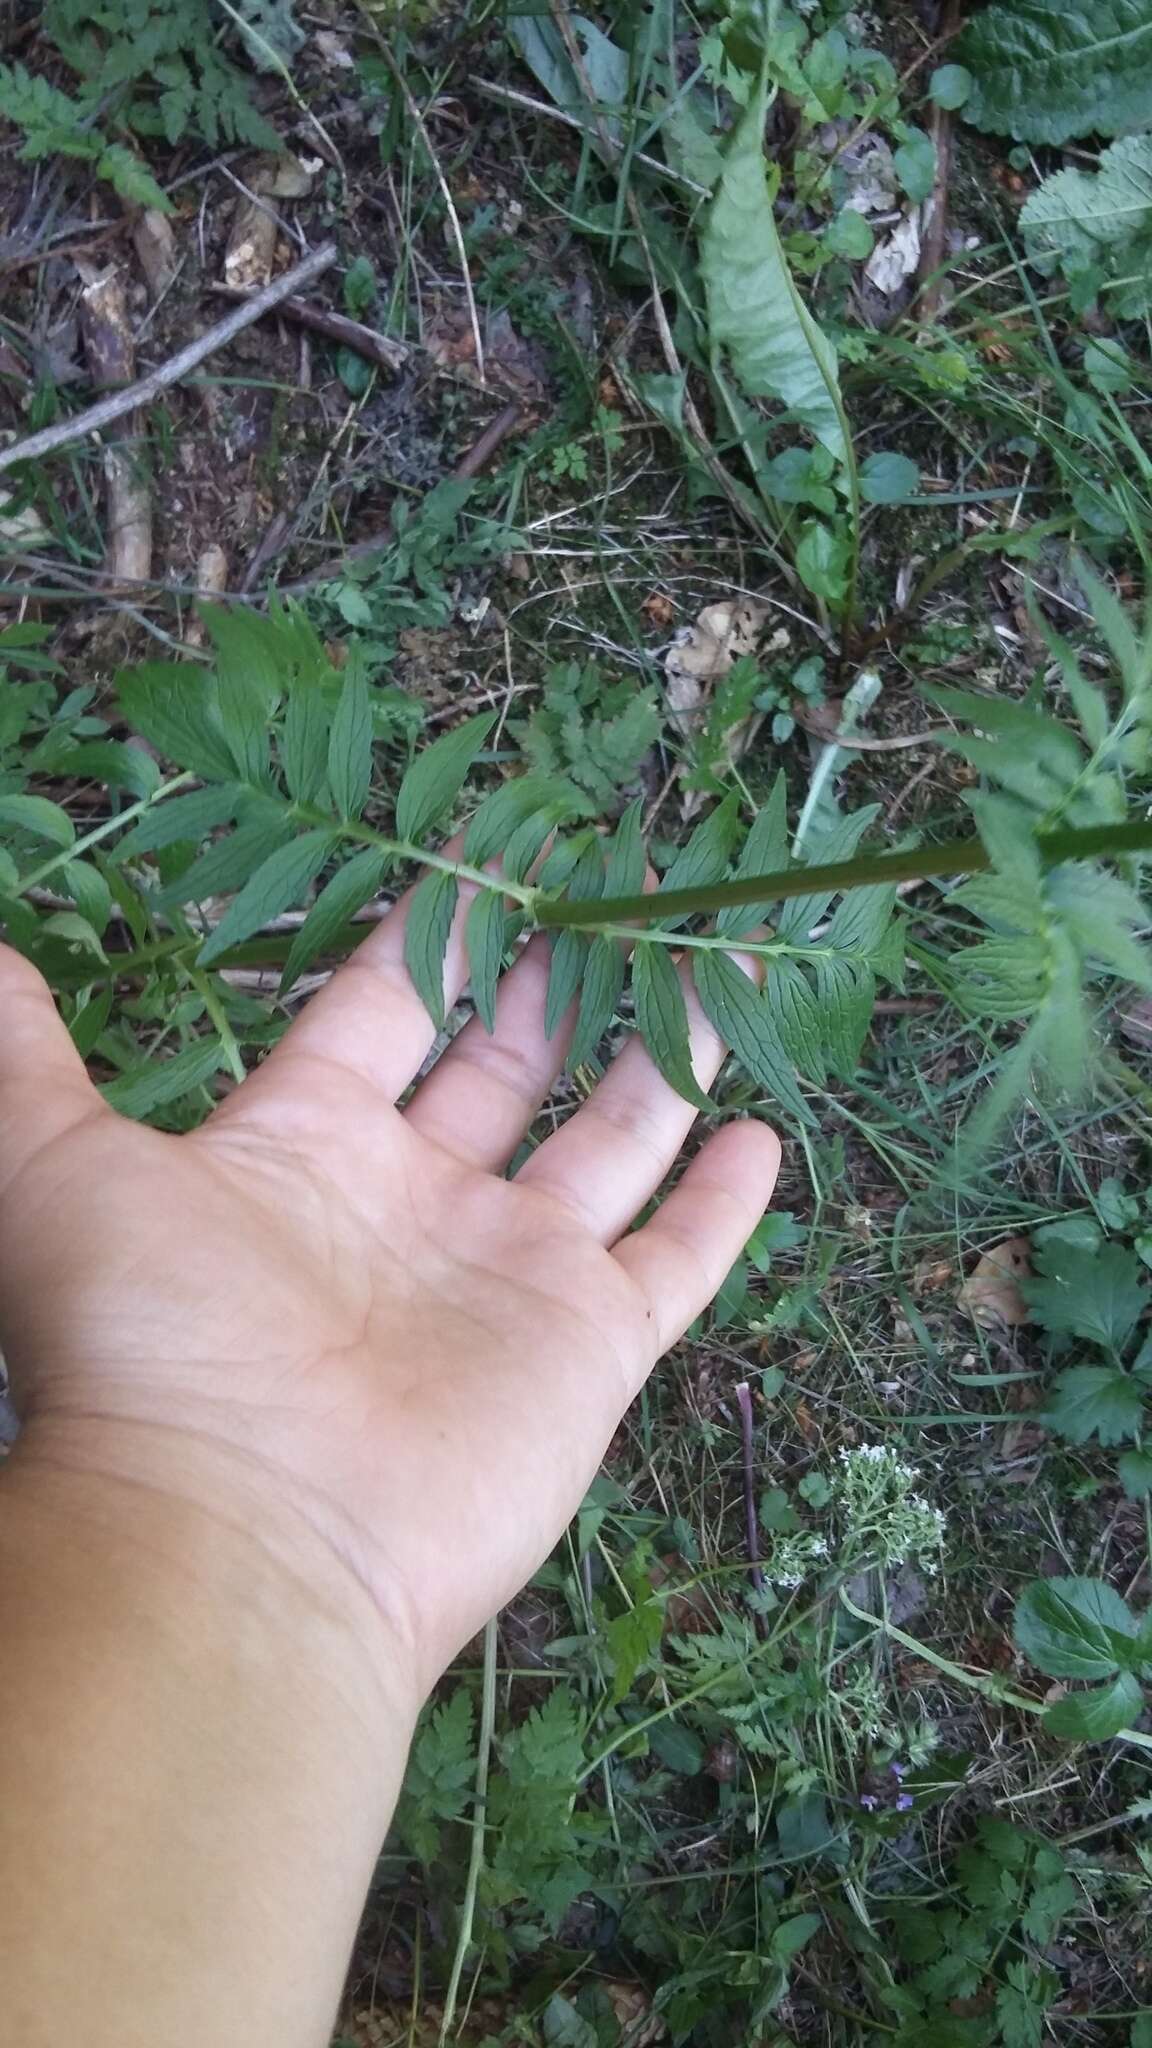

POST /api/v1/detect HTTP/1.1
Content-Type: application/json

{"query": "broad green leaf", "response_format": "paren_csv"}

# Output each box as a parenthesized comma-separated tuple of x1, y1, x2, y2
(824, 206, 874, 260)
(281, 681, 331, 806)
(693, 949, 812, 1124)
(1119, 1449, 1152, 1499)
(1020, 134, 1152, 319)
(859, 451, 920, 503)
(102, 1036, 224, 1120)
(403, 867, 459, 1028)
(929, 62, 972, 108)
(765, 958, 826, 1084)
(795, 519, 849, 603)
(508, 12, 629, 152)
(0, 793, 75, 848)
(569, 934, 626, 1069)
(958, 2, 1152, 145)
(632, 943, 712, 1111)
(118, 661, 235, 783)
(771, 1913, 822, 1965)
(279, 847, 385, 993)
(655, 792, 741, 925)
(327, 656, 373, 820)
(929, 686, 1085, 787)
(701, 75, 847, 462)
(717, 773, 789, 936)
(62, 858, 112, 935)
(199, 603, 288, 713)
(503, 803, 571, 884)
(116, 783, 241, 858)
(1026, 1241, 1148, 1353)
(825, 879, 895, 956)
(813, 955, 874, 1076)
(1043, 1367, 1145, 1446)
(1014, 1575, 1139, 1681)
(1043, 1671, 1145, 1741)
(893, 128, 935, 203)
(395, 713, 495, 847)
(198, 828, 334, 965)
(53, 738, 161, 800)
(466, 888, 507, 1034)
(158, 809, 292, 909)
(43, 911, 104, 959)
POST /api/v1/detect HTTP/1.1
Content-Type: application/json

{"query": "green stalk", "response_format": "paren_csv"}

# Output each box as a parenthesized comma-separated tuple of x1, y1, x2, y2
(531, 816, 1152, 930)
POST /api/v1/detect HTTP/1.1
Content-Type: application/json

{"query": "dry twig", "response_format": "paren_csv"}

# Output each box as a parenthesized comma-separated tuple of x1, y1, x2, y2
(207, 285, 409, 374)
(0, 243, 337, 476)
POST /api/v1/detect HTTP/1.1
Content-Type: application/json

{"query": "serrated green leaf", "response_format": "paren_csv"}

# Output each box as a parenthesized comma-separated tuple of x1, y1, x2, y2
(279, 847, 385, 993)
(632, 943, 712, 1111)
(96, 141, 171, 212)
(765, 958, 826, 1084)
(116, 783, 241, 858)
(102, 1036, 224, 1120)
(1119, 1449, 1152, 1499)
(701, 75, 846, 460)
(776, 805, 881, 940)
(199, 603, 287, 713)
(466, 888, 507, 1033)
(958, 0, 1152, 145)
(1015, 1575, 1139, 1681)
(61, 858, 111, 934)
(544, 839, 604, 1037)
(403, 867, 459, 1028)
(327, 656, 373, 820)
(198, 828, 333, 965)
(1044, 1367, 1145, 1446)
(717, 774, 789, 936)
(825, 879, 895, 956)
(53, 739, 161, 801)
(0, 793, 75, 848)
(693, 949, 812, 1124)
(655, 793, 741, 927)
(569, 935, 627, 1069)
(118, 661, 236, 783)
(1027, 1241, 1148, 1352)
(813, 955, 874, 1075)
(930, 686, 1085, 787)
(281, 680, 331, 806)
(463, 774, 580, 867)
(396, 714, 494, 847)
(1043, 1670, 1145, 1742)
(606, 798, 647, 896)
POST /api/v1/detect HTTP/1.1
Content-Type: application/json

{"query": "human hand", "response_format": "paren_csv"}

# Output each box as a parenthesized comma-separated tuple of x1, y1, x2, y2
(0, 863, 778, 1699)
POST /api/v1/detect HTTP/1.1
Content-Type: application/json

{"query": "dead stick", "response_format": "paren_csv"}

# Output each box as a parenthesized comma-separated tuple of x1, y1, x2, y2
(0, 243, 337, 476)
(915, 0, 962, 323)
(207, 285, 409, 374)
(734, 1382, 764, 1600)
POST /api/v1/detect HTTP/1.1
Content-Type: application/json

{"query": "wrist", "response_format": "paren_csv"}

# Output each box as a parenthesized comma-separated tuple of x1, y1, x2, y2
(4, 1414, 424, 1740)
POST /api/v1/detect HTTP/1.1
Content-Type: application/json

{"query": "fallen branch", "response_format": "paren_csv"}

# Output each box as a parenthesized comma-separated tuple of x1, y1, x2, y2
(77, 259, 152, 588)
(0, 243, 337, 476)
(207, 284, 409, 374)
(914, 0, 962, 323)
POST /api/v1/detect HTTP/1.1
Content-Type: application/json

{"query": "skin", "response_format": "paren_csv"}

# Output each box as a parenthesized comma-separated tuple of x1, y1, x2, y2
(0, 855, 779, 2047)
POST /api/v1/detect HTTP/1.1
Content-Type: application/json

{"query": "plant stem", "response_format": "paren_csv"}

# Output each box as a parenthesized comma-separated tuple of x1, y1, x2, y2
(438, 1616, 498, 2048)
(531, 816, 1152, 929)
(12, 772, 196, 896)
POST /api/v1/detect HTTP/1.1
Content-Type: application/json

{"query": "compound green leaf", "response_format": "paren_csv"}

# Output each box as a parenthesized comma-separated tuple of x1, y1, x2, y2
(1043, 1671, 1145, 1742)
(466, 887, 508, 1034)
(545, 838, 604, 1038)
(396, 713, 494, 847)
(655, 792, 741, 926)
(632, 942, 712, 1111)
(102, 1036, 224, 1120)
(1027, 1241, 1148, 1353)
(279, 847, 385, 993)
(1014, 1574, 1140, 1681)
(463, 774, 580, 867)
(765, 958, 826, 1084)
(605, 798, 647, 896)
(717, 772, 789, 936)
(776, 805, 880, 940)
(693, 948, 812, 1124)
(158, 808, 292, 909)
(327, 655, 373, 820)
(198, 827, 334, 965)
(813, 955, 874, 1075)
(403, 867, 459, 1028)
(701, 74, 847, 461)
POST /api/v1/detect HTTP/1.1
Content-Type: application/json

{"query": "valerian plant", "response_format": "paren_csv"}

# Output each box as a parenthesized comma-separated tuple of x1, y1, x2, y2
(0, 574, 1150, 1142)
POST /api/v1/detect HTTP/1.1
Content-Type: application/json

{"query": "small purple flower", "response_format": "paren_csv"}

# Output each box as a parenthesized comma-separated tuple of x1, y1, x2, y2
(890, 1761, 908, 1778)
(859, 1793, 878, 1811)
(895, 1792, 914, 1812)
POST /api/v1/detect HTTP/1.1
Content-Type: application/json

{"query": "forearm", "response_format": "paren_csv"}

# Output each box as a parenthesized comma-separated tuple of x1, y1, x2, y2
(0, 1432, 416, 2048)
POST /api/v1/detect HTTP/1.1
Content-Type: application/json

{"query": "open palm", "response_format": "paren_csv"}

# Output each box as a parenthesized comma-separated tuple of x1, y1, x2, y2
(0, 864, 778, 1686)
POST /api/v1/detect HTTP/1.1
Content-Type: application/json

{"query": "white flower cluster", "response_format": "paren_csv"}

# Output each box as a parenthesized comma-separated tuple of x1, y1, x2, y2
(765, 1530, 830, 1589)
(831, 1444, 947, 1572)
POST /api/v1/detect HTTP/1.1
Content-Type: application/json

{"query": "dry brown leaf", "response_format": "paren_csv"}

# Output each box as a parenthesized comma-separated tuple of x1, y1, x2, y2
(664, 596, 770, 704)
(131, 207, 177, 300)
(913, 1257, 955, 1295)
(224, 155, 314, 289)
(642, 589, 677, 626)
(957, 1237, 1032, 1329)
(865, 213, 922, 296)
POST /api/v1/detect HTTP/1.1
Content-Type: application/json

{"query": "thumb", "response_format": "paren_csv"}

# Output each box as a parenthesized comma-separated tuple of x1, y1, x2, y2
(0, 945, 101, 1186)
